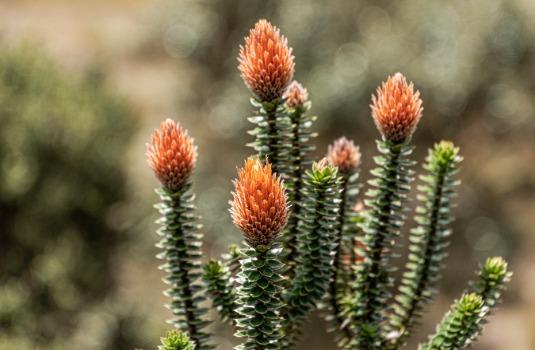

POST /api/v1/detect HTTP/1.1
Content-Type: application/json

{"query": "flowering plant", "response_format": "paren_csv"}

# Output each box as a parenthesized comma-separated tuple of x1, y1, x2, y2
(147, 19, 511, 350)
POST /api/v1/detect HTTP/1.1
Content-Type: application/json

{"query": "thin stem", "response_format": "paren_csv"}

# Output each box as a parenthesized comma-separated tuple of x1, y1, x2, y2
(328, 174, 353, 341)
(348, 140, 413, 349)
(284, 105, 311, 278)
(156, 185, 212, 349)
(364, 146, 401, 321)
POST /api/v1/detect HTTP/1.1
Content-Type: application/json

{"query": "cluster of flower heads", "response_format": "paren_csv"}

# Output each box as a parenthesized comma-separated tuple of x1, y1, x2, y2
(142, 18, 513, 350)
(147, 20, 424, 246)
(146, 125, 289, 248)
(239, 20, 422, 142)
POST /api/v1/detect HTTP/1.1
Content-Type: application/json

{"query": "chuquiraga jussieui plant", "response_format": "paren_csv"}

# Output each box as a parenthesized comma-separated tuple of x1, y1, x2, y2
(146, 19, 512, 350)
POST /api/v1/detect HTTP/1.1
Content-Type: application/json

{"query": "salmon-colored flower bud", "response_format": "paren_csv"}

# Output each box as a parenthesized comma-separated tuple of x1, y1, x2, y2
(326, 137, 361, 173)
(238, 19, 295, 102)
(353, 201, 365, 213)
(229, 158, 289, 247)
(371, 73, 423, 143)
(283, 80, 309, 108)
(146, 119, 197, 191)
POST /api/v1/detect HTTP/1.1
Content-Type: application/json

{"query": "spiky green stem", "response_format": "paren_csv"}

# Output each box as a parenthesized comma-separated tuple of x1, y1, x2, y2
(159, 330, 196, 350)
(336, 172, 361, 287)
(418, 293, 486, 350)
(347, 140, 414, 349)
(385, 141, 462, 348)
(283, 163, 342, 347)
(283, 101, 316, 279)
(324, 170, 360, 346)
(248, 98, 292, 181)
(155, 184, 212, 350)
(203, 260, 238, 325)
(234, 244, 285, 350)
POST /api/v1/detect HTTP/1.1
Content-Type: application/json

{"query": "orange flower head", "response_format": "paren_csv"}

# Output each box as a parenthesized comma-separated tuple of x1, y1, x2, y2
(146, 119, 197, 191)
(229, 158, 289, 247)
(238, 19, 295, 102)
(326, 137, 361, 173)
(283, 80, 309, 108)
(371, 73, 423, 143)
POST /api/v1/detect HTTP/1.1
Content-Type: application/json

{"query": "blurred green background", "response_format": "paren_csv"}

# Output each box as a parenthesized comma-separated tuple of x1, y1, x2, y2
(1, 0, 534, 349)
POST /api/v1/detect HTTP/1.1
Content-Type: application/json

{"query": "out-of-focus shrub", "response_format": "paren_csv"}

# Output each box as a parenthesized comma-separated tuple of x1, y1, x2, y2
(0, 46, 144, 349)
